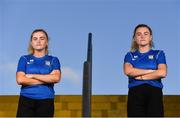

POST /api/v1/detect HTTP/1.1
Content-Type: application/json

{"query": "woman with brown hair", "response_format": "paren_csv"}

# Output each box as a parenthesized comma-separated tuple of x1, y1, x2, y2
(123, 24, 167, 117)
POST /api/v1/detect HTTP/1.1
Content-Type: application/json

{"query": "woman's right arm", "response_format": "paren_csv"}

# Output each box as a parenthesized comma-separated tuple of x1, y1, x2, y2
(16, 71, 44, 85)
(123, 63, 155, 77)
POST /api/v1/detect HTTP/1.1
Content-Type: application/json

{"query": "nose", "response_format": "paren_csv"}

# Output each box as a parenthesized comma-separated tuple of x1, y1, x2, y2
(140, 34, 144, 38)
(37, 38, 41, 43)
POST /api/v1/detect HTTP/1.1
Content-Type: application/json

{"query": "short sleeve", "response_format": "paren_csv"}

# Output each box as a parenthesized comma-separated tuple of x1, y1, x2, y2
(17, 56, 27, 73)
(124, 52, 133, 64)
(156, 50, 166, 65)
(52, 57, 61, 71)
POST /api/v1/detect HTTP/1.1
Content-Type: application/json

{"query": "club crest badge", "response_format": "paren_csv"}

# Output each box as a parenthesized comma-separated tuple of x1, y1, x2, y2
(148, 55, 154, 60)
(45, 61, 51, 66)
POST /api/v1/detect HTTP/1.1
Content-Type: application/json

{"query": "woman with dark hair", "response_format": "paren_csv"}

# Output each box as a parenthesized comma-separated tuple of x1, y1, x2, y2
(123, 24, 167, 117)
(16, 29, 61, 117)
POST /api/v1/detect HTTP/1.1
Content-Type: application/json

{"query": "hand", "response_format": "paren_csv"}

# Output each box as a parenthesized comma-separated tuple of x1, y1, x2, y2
(26, 74, 34, 78)
(135, 76, 143, 80)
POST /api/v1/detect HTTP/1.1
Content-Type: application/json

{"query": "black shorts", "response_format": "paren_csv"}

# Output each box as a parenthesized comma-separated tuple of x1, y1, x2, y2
(17, 95, 54, 117)
(127, 84, 164, 117)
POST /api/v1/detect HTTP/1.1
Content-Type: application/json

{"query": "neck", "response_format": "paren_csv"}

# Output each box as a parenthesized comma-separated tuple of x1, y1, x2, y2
(33, 50, 46, 58)
(138, 45, 151, 53)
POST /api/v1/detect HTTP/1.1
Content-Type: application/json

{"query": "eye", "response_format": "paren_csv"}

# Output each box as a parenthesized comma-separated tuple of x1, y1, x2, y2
(32, 37, 37, 41)
(40, 37, 46, 40)
(136, 32, 141, 36)
(144, 32, 149, 35)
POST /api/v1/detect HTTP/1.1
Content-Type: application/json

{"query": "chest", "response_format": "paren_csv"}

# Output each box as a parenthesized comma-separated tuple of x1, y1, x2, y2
(131, 54, 158, 69)
(25, 59, 52, 74)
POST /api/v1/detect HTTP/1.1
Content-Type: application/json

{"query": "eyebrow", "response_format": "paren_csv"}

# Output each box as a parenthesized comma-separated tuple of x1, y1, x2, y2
(40, 36, 46, 38)
(32, 36, 46, 38)
(136, 31, 150, 34)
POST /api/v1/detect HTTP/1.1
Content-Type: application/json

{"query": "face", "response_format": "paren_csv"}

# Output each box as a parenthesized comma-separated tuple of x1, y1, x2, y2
(134, 27, 152, 47)
(31, 31, 48, 52)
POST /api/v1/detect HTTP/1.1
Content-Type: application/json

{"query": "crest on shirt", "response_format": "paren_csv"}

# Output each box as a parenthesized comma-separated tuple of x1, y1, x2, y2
(148, 55, 154, 60)
(27, 59, 34, 64)
(132, 55, 138, 60)
(45, 61, 51, 66)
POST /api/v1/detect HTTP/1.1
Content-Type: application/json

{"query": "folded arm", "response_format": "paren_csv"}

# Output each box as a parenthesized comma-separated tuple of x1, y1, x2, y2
(138, 64, 167, 80)
(124, 63, 155, 77)
(16, 72, 44, 85)
(123, 63, 167, 80)
(26, 70, 61, 84)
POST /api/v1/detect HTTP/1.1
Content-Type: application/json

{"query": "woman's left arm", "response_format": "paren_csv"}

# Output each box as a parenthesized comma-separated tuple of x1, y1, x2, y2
(136, 64, 167, 80)
(26, 70, 61, 83)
